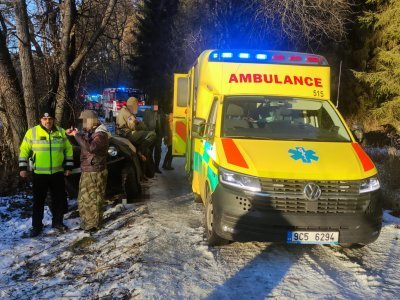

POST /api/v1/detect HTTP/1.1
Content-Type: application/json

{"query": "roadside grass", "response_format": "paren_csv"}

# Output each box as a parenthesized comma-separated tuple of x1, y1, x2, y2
(366, 146, 400, 215)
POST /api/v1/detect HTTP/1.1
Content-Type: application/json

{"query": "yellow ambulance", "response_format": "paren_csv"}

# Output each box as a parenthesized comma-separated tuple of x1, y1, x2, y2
(172, 49, 382, 246)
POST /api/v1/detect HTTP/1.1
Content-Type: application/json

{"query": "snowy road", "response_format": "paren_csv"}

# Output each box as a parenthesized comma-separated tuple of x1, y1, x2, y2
(1, 156, 399, 299)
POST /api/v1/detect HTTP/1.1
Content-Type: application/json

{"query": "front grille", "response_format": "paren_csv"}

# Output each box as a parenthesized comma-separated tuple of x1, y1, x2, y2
(242, 178, 370, 214)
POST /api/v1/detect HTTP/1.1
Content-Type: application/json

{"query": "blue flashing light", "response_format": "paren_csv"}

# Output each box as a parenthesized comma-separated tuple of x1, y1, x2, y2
(222, 52, 233, 58)
(256, 54, 267, 60)
(207, 50, 328, 66)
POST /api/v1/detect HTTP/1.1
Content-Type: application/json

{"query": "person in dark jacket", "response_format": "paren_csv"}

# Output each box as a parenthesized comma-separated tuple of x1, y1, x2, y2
(143, 100, 165, 173)
(66, 110, 110, 232)
(162, 112, 174, 170)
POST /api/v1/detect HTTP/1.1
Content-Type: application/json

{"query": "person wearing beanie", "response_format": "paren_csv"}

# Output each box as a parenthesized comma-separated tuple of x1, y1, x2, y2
(19, 106, 74, 237)
(66, 110, 110, 233)
(162, 112, 174, 171)
(116, 96, 157, 177)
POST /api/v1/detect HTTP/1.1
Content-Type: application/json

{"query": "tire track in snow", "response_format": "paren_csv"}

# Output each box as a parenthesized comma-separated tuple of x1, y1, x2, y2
(323, 226, 400, 299)
(302, 245, 382, 299)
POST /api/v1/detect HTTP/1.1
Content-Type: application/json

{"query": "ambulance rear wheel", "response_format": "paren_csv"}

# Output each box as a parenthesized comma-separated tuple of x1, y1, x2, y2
(204, 185, 229, 246)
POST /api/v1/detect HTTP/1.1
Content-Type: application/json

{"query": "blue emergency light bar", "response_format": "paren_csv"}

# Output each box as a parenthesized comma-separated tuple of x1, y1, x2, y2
(208, 50, 328, 66)
(221, 52, 233, 58)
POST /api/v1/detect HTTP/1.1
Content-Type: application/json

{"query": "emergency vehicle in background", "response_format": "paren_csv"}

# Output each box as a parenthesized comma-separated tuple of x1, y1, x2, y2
(103, 87, 146, 121)
(173, 49, 382, 247)
(84, 94, 103, 116)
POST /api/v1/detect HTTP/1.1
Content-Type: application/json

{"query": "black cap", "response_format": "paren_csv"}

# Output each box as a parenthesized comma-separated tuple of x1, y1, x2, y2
(39, 105, 55, 119)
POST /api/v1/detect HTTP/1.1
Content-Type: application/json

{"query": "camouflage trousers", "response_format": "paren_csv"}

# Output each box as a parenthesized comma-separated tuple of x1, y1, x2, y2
(78, 169, 108, 230)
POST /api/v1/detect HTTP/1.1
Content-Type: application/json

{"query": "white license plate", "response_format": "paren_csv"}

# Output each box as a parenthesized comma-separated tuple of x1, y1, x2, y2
(287, 231, 339, 244)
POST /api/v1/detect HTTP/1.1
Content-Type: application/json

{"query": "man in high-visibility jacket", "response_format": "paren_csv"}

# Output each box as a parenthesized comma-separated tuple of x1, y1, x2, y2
(19, 108, 74, 237)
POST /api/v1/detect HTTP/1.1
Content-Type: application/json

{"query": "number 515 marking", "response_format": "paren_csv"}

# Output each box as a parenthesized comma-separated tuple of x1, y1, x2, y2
(313, 90, 324, 97)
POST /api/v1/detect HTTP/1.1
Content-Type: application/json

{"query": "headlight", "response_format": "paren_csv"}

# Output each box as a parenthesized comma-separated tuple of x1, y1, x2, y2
(108, 146, 118, 157)
(359, 177, 380, 193)
(219, 167, 261, 192)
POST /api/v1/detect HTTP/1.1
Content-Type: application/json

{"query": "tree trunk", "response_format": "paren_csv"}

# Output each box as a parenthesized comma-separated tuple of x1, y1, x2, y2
(0, 28, 28, 159)
(55, 69, 69, 125)
(55, 0, 73, 125)
(14, 0, 37, 128)
(0, 96, 17, 165)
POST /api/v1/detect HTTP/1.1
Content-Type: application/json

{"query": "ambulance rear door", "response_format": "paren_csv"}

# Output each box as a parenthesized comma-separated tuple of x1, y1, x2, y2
(172, 73, 189, 156)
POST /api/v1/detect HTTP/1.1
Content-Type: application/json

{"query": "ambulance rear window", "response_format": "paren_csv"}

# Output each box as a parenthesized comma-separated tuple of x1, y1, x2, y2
(221, 96, 351, 142)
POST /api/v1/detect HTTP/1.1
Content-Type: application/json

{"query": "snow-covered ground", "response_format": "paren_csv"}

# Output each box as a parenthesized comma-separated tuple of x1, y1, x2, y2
(1, 156, 399, 299)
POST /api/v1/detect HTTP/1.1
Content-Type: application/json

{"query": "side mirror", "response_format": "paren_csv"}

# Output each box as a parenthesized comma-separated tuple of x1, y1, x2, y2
(351, 124, 364, 144)
(192, 117, 206, 138)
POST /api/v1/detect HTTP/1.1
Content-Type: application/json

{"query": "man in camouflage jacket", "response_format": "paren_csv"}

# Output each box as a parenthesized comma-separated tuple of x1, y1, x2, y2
(67, 110, 110, 232)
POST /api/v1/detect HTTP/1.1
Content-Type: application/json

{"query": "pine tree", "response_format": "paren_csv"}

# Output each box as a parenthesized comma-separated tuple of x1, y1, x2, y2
(352, 0, 400, 117)
(129, 0, 178, 107)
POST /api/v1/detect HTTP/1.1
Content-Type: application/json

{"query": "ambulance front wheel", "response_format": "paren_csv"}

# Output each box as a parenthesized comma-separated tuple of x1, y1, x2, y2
(193, 192, 202, 203)
(204, 185, 229, 246)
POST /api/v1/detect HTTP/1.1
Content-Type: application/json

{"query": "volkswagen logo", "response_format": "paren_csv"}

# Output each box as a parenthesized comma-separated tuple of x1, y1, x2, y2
(303, 183, 321, 201)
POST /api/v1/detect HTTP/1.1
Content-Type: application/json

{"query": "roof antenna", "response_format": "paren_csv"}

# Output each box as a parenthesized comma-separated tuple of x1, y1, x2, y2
(336, 60, 342, 108)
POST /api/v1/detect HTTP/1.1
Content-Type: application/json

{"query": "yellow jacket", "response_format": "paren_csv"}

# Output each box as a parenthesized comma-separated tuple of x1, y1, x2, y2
(19, 124, 74, 174)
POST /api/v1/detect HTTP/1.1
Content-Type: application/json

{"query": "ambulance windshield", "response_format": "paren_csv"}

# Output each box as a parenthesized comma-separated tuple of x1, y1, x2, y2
(222, 96, 351, 142)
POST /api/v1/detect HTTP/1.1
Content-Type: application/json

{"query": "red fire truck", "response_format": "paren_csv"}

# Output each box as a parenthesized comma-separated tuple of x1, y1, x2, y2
(102, 87, 146, 121)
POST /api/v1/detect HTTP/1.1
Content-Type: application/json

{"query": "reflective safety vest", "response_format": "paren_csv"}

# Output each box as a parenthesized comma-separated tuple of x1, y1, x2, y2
(19, 124, 74, 174)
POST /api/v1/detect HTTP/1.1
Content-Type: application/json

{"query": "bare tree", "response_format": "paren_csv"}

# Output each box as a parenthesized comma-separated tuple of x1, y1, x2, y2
(250, 0, 353, 48)
(54, 0, 117, 124)
(0, 12, 28, 160)
(14, 0, 37, 127)
(0, 0, 120, 161)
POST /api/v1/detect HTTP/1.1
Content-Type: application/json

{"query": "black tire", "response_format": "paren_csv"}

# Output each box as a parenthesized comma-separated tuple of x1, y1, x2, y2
(193, 192, 202, 203)
(204, 185, 229, 246)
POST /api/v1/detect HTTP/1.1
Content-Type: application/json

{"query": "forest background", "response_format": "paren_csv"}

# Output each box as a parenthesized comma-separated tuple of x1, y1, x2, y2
(1, 0, 400, 209)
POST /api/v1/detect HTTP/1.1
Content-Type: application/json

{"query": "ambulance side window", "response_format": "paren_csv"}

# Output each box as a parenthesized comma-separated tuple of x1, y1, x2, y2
(205, 98, 218, 138)
(177, 77, 189, 107)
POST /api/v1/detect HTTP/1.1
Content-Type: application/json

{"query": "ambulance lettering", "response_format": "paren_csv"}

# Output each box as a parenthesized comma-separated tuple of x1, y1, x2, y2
(228, 73, 323, 87)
